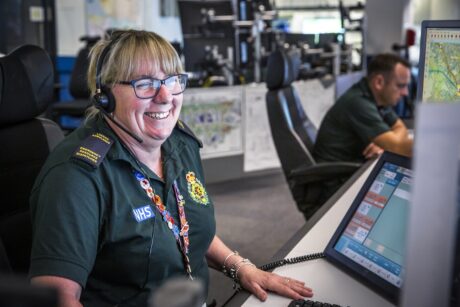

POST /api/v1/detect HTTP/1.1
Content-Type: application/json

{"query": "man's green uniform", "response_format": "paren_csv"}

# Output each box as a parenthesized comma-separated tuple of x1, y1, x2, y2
(29, 114, 216, 307)
(314, 78, 399, 163)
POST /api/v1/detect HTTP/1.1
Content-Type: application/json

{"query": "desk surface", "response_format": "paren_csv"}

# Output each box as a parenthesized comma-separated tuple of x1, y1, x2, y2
(226, 159, 396, 307)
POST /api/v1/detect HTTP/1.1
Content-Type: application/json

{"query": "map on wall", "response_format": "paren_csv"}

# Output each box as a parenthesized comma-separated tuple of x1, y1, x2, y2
(180, 87, 243, 159)
(243, 83, 281, 172)
(86, 0, 144, 36)
(422, 28, 460, 102)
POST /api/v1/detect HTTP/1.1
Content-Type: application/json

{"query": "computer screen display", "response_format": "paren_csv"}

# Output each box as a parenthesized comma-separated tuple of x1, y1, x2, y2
(325, 151, 412, 303)
(416, 20, 460, 103)
(276, 10, 343, 34)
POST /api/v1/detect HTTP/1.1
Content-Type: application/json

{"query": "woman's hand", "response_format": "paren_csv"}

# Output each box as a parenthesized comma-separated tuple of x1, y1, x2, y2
(237, 264, 313, 301)
(205, 236, 313, 301)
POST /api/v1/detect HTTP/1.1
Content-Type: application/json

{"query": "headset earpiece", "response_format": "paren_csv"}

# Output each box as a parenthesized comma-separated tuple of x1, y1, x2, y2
(93, 85, 115, 113)
(93, 38, 118, 113)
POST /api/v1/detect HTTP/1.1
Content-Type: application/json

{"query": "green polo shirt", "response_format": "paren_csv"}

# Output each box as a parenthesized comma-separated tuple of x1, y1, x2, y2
(314, 77, 399, 163)
(29, 114, 216, 307)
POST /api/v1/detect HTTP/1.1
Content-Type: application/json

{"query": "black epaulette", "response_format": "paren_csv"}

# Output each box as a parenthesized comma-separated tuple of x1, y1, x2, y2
(71, 132, 114, 169)
(176, 120, 203, 148)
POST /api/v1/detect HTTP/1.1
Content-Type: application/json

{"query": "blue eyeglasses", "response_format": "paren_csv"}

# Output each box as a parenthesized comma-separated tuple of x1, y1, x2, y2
(118, 74, 188, 99)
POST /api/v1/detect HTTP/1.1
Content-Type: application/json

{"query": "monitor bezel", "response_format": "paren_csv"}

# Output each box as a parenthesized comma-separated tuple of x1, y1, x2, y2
(415, 19, 460, 103)
(400, 103, 460, 307)
(324, 151, 412, 304)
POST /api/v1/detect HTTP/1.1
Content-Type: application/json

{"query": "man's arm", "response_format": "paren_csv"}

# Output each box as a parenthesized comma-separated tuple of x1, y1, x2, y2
(362, 142, 384, 159)
(372, 119, 413, 157)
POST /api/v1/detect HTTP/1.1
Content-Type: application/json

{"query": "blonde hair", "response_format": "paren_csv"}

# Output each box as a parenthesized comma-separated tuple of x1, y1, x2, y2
(86, 29, 183, 118)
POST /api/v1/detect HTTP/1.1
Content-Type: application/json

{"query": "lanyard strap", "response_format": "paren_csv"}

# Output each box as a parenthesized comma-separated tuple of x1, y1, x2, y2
(133, 170, 193, 279)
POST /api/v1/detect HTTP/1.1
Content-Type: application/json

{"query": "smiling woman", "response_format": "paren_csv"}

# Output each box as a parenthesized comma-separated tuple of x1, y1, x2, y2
(29, 29, 313, 307)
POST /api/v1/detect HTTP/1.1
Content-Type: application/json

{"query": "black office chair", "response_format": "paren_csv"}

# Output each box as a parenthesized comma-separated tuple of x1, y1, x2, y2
(48, 36, 100, 131)
(0, 45, 65, 273)
(265, 49, 361, 220)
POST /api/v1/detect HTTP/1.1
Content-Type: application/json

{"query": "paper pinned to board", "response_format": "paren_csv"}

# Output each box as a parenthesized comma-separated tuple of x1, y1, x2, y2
(243, 83, 281, 172)
(292, 77, 336, 129)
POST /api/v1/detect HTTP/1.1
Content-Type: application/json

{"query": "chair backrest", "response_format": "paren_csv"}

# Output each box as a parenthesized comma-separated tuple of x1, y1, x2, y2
(49, 36, 100, 130)
(68, 36, 99, 99)
(68, 44, 92, 99)
(265, 49, 317, 177)
(0, 45, 65, 274)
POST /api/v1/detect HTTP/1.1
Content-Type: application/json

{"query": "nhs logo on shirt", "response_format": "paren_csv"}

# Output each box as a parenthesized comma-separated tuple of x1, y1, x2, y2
(132, 205, 155, 222)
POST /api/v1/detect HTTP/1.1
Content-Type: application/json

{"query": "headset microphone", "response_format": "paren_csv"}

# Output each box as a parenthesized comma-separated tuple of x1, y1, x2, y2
(99, 108, 144, 143)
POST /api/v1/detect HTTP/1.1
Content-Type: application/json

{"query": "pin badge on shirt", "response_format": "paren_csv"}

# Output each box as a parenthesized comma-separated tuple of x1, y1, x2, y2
(185, 171, 209, 205)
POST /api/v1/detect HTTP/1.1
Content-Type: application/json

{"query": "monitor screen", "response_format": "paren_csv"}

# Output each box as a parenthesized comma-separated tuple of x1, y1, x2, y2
(276, 10, 343, 34)
(416, 20, 460, 103)
(325, 151, 412, 303)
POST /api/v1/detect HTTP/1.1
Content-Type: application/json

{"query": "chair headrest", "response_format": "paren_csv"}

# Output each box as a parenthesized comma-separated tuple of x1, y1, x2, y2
(69, 45, 92, 99)
(266, 49, 301, 90)
(0, 45, 54, 127)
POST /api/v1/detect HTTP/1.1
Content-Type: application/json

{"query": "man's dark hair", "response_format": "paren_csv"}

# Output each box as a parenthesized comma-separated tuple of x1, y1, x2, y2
(367, 53, 410, 80)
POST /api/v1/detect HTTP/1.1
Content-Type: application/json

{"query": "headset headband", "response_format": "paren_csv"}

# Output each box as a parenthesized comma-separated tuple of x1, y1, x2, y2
(95, 31, 123, 91)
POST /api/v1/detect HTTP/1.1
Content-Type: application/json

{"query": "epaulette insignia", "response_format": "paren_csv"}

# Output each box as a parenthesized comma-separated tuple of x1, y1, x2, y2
(176, 120, 203, 148)
(72, 133, 114, 168)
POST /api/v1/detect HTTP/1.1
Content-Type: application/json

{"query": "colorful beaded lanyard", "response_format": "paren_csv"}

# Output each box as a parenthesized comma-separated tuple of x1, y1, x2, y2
(133, 169, 193, 279)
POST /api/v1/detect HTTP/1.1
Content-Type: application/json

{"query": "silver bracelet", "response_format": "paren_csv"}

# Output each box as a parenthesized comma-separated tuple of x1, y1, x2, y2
(222, 251, 239, 275)
(227, 258, 254, 286)
(235, 261, 256, 280)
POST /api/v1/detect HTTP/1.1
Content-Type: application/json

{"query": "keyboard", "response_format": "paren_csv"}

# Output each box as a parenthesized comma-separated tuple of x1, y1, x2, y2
(288, 299, 349, 307)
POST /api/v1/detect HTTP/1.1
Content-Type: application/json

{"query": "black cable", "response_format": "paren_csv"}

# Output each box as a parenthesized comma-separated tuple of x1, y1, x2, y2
(258, 252, 325, 272)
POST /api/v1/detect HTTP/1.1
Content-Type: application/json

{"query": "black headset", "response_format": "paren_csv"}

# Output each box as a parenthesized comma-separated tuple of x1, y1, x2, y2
(92, 35, 120, 113)
(92, 32, 144, 143)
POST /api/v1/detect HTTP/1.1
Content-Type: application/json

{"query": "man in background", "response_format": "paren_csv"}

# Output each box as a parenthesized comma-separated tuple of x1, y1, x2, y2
(313, 53, 413, 201)
(314, 53, 413, 163)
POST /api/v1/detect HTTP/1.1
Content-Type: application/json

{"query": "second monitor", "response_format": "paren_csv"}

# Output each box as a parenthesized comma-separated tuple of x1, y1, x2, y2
(416, 19, 460, 103)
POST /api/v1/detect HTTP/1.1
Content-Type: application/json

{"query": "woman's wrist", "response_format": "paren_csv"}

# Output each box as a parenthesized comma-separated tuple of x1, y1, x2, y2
(222, 251, 239, 276)
(221, 251, 255, 287)
(235, 260, 256, 281)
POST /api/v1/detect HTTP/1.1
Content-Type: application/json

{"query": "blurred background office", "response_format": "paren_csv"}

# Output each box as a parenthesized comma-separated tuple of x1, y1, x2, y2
(1, 0, 458, 181)
(0, 0, 459, 306)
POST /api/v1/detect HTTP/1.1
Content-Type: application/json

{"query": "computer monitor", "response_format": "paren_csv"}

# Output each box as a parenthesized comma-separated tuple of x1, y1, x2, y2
(416, 20, 460, 103)
(182, 36, 234, 73)
(177, 0, 234, 37)
(178, 1, 235, 76)
(325, 151, 412, 304)
(400, 103, 460, 307)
